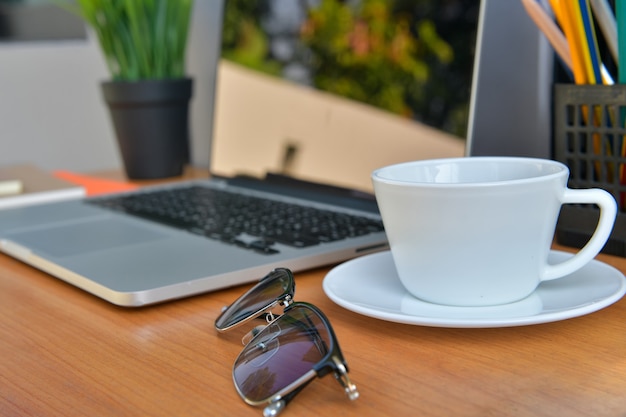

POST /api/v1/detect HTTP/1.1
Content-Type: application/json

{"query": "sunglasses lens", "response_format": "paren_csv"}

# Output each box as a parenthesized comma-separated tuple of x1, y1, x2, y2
(233, 305, 331, 403)
(216, 269, 293, 331)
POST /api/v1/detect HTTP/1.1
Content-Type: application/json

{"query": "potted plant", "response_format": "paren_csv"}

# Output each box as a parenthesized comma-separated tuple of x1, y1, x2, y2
(64, 0, 195, 179)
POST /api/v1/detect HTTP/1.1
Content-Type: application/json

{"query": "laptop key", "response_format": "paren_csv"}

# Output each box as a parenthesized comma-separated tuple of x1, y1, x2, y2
(264, 230, 320, 247)
(248, 239, 280, 255)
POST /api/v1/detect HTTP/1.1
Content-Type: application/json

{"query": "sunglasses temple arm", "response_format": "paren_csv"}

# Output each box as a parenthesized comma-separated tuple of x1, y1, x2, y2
(333, 361, 360, 401)
(263, 380, 315, 417)
(262, 363, 358, 417)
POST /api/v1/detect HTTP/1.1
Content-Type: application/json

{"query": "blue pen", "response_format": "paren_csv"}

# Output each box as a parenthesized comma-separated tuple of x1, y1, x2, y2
(579, 0, 603, 83)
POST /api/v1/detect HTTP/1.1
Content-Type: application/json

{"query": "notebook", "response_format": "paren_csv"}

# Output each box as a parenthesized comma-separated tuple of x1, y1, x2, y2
(0, 1, 483, 307)
(0, 164, 85, 209)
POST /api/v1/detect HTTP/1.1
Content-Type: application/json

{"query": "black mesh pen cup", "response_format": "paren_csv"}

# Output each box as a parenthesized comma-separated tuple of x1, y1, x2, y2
(553, 83, 626, 256)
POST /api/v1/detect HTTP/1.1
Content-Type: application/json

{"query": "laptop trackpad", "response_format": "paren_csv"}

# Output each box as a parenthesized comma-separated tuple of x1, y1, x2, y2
(9, 219, 166, 258)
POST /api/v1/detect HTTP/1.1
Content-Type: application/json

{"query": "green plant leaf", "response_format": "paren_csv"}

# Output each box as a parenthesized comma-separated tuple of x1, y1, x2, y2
(56, 0, 193, 81)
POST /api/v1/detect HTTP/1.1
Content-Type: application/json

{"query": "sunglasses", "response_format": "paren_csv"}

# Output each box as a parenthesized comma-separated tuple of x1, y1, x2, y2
(215, 268, 359, 416)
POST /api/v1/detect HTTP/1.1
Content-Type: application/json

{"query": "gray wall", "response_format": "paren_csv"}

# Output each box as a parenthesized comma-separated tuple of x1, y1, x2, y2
(0, 1, 223, 173)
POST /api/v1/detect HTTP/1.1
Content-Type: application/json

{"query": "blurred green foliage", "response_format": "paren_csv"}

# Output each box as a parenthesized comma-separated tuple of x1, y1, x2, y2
(222, 0, 477, 138)
(301, 0, 452, 117)
(221, 1, 281, 76)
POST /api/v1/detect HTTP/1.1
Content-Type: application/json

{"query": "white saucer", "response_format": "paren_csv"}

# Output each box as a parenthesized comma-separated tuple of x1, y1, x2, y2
(323, 250, 626, 328)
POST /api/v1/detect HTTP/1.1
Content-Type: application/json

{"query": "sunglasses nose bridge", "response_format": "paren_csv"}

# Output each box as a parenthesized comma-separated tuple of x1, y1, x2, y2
(241, 324, 267, 346)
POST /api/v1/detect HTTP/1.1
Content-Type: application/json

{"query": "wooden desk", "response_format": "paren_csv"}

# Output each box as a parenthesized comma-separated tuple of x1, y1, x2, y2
(2, 174, 626, 416)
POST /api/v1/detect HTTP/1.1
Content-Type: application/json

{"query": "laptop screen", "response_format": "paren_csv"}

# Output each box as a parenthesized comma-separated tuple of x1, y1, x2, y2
(210, 0, 479, 192)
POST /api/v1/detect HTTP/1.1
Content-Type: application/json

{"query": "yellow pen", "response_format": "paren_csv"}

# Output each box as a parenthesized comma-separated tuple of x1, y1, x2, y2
(559, 1, 589, 84)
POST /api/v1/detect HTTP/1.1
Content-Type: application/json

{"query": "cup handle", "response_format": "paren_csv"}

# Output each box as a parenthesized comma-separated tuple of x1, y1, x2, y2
(542, 188, 617, 281)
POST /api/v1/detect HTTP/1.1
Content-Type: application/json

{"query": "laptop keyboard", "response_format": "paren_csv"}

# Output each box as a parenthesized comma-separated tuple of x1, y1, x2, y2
(87, 185, 384, 255)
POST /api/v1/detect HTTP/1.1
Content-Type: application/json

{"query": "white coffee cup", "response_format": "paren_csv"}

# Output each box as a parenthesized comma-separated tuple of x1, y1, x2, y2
(372, 157, 617, 307)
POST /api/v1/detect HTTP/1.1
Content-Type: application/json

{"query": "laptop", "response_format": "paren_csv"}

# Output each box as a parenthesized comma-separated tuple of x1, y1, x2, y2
(0, 169, 387, 306)
(2, 0, 548, 307)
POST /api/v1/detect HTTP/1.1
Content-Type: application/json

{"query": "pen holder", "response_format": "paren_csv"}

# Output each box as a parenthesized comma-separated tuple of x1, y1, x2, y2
(554, 83, 626, 257)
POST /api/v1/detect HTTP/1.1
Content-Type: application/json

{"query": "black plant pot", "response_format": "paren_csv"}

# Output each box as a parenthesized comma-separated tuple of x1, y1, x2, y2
(101, 78, 193, 179)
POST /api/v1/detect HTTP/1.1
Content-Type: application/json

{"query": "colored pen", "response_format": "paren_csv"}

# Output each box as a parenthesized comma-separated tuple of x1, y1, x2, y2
(579, 0, 603, 84)
(521, 0, 573, 71)
(559, 0, 590, 84)
(590, 0, 619, 62)
(617, 0, 626, 84)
